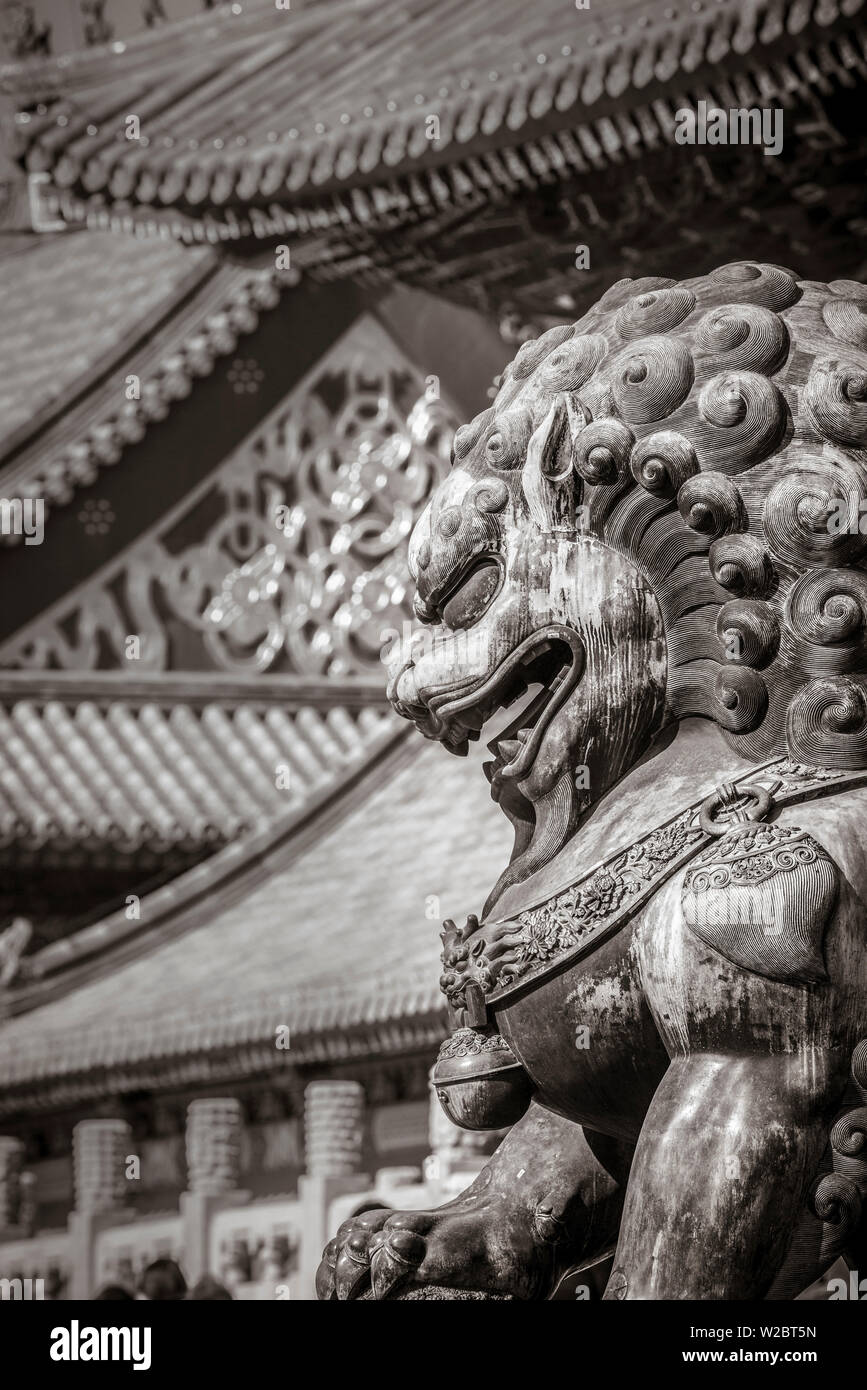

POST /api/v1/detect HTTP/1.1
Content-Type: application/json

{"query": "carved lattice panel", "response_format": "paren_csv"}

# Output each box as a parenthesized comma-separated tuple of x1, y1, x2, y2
(1, 315, 455, 676)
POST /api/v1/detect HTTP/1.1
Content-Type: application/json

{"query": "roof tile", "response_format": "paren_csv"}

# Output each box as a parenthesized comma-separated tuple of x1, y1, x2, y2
(0, 698, 394, 860)
(0, 737, 509, 1093)
(10, 0, 834, 229)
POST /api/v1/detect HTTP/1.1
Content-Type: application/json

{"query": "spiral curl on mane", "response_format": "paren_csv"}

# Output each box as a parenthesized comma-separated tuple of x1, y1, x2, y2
(611, 336, 694, 425)
(572, 418, 634, 487)
(694, 371, 787, 474)
(709, 534, 774, 598)
(764, 468, 867, 568)
(630, 431, 699, 499)
(470, 263, 867, 768)
(716, 600, 780, 668)
(677, 472, 746, 539)
(712, 665, 769, 733)
(694, 304, 789, 375)
(804, 360, 867, 450)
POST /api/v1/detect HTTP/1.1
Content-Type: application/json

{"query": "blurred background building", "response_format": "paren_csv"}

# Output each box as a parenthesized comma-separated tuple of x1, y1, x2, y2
(0, 0, 865, 1297)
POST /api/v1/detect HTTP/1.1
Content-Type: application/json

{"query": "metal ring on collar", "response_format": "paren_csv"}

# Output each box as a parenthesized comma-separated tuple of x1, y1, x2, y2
(699, 781, 773, 837)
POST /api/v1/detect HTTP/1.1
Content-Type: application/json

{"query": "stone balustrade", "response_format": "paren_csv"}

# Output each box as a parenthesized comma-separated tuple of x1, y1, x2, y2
(0, 1078, 464, 1299)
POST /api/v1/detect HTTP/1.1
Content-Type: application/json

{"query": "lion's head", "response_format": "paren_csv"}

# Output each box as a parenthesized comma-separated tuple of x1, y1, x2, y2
(386, 263, 867, 911)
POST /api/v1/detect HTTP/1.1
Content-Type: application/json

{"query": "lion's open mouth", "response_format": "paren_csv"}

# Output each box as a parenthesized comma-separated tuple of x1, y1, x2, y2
(430, 626, 584, 788)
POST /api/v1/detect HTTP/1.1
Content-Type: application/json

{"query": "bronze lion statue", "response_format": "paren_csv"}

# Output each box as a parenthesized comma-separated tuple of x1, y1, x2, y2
(318, 262, 867, 1300)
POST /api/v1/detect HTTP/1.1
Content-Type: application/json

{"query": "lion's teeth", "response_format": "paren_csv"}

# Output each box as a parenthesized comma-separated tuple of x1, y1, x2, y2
(548, 668, 568, 693)
(498, 739, 523, 762)
(516, 728, 532, 743)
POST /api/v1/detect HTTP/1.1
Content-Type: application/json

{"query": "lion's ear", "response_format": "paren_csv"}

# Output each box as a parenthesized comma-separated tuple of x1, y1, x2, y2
(522, 399, 580, 534)
(564, 394, 590, 461)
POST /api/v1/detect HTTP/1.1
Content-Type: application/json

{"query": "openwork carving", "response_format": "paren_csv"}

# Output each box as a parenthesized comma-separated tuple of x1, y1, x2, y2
(1, 318, 455, 676)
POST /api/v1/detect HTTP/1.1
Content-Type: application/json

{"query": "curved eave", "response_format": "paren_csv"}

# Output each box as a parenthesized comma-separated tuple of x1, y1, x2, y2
(0, 681, 403, 1013)
(0, 987, 447, 1118)
(0, 734, 511, 1113)
(10, 0, 867, 237)
(0, 255, 297, 531)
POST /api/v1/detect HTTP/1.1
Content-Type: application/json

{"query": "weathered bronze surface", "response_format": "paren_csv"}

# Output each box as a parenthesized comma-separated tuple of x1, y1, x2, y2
(319, 264, 867, 1300)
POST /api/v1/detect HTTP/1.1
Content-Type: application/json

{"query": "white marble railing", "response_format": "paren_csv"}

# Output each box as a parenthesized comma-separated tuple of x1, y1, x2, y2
(210, 1195, 300, 1296)
(93, 1212, 183, 1292)
(0, 1227, 69, 1298)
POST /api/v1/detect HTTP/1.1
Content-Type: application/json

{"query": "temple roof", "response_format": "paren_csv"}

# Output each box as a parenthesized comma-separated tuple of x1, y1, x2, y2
(0, 226, 293, 526)
(0, 679, 394, 867)
(9, 0, 865, 249)
(0, 736, 510, 1113)
(2, 0, 866, 1113)
(0, 230, 212, 462)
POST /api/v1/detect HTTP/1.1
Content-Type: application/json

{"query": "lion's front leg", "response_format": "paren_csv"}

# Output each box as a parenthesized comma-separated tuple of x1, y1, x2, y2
(604, 1052, 842, 1300)
(317, 1098, 631, 1300)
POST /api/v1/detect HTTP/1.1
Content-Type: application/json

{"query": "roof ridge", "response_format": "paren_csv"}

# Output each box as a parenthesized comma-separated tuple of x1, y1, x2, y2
(0, 258, 299, 534)
(0, 235, 217, 468)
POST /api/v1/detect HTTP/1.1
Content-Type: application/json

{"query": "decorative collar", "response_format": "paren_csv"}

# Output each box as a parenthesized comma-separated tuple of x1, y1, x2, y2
(441, 759, 865, 1026)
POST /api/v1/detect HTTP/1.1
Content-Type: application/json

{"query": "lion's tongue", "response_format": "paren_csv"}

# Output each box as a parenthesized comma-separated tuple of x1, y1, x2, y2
(484, 770, 577, 915)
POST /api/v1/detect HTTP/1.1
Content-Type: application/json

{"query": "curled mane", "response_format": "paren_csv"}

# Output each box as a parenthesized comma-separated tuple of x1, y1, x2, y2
(455, 262, 867, 770)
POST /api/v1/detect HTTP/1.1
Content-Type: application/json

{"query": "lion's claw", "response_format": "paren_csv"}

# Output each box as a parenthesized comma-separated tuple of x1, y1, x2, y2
(369, 1228, 426, 1300)
(334, 1232, 374, 1301)
(317, 1210, 433, 1301)
(315, 1238, 339, 1300)
(315, 1209, 392, 1301)
(318, 1203, 518, 1299)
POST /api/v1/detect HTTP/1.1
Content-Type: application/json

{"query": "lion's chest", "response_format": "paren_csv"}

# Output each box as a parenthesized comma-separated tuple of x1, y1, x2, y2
(494, 923, 670, 1141)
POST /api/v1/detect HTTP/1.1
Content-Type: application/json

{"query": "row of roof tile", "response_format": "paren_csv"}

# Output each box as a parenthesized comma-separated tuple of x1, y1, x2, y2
(0, 972, 444, 1086)
(11, 0, 863, 219)
(0, 696, 394, 858)
(0, 237, 297, 530)
(0, 737, 510, 1101)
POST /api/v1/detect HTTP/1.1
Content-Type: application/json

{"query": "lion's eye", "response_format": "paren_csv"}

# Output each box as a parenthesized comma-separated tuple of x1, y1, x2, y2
(441, 559, 501, 630)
